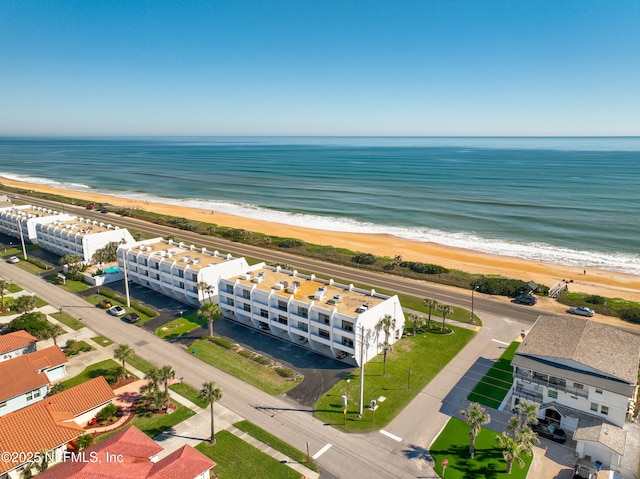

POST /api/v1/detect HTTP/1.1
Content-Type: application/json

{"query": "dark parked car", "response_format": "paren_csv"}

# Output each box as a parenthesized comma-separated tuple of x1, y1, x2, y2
(573, 458, 598, 478)
(122, 312, 141, 324)
(514, 294, 537, 305)
(532, 419, 566, 443)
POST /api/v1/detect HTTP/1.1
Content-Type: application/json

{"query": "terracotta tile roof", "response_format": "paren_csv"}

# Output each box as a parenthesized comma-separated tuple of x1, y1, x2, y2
(0, 346, 67, 402)
(0, 330, 38, 355)
(44, 377, 114, 417)
(0, 400, 84, 474)
(149, 444, 215, 479)
(517, 315, 640, 384)
(37, 427, 213, 479)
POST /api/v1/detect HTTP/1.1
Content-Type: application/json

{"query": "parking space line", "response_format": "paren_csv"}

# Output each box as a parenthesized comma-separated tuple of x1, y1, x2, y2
(312, 443, 332, 459)
(380, 430, 402, 442)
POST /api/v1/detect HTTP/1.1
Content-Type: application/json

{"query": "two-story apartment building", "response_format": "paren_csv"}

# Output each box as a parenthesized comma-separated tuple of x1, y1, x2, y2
(117, 238, 250, 306)
(511, 315, 640, 469)
(0, 346, 68, 417)
(0, 205, 70, 244)
(218, 264, 405, 365)
(35, 216, 135, 263)
(0, 330, 38, 362)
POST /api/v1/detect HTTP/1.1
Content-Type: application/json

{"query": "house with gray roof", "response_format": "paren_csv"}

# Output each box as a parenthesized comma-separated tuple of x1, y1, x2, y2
(511, 315, 640, 470)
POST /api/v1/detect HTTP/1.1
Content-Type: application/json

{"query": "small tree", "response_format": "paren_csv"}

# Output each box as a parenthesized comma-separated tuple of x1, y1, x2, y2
(378, 341, 392, 376)
(158, 365, 175, 395)
(47, 324, 66, 346)
(495, 432, 530, 474)
(198, 302, 221, 337)
(8, 312, 49, 337)
(423, 297, 438, 329)
(437, 304, 454, 331)
(407, 313, 425, 336)
(0, 279, 9, 310)
(508, 400, 539, 436)
(199, 381, 223, 444)
(14, 295, 36, 314)
(113, 344, 134, 370)
(76, 434, 94, 451)
(461, 402, 490, 458)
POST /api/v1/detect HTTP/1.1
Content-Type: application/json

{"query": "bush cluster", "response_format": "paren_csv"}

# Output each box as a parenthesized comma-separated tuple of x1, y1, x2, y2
(620, 308, 640, 324)
(408, 262, 450, 274)
(279, 238, 304, 248)
(475, 278, 529, 297)
(352, 253, 377, 265)
(209, 336, 233, 349)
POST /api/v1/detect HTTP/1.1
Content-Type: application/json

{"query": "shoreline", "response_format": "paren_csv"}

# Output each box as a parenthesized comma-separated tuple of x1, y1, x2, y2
(2, 176, 640, 303)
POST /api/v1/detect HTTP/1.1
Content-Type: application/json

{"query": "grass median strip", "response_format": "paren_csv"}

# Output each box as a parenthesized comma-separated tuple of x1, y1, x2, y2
(234, 420, 319, 473)
(156, 313, 206, 340)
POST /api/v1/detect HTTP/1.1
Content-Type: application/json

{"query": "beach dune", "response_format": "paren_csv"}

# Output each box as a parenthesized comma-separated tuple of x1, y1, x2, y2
(2, 176, 639, 305)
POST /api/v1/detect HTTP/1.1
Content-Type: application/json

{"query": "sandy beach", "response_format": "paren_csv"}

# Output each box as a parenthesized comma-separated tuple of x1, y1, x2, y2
(2, 176, 640, 305)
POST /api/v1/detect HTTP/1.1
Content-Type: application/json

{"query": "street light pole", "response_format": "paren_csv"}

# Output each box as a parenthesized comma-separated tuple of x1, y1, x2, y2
(470, 284, 479, 323)
(357, 324, 366, 418)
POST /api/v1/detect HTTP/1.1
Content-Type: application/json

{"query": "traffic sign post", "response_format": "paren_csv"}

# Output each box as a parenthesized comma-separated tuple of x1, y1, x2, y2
(442, 459, 448, 477)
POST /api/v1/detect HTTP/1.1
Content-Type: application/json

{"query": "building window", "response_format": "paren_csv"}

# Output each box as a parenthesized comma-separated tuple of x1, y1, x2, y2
(242, 290, 251, 300)
(601, 406, 609, 415)
(297, 307, 308, 318)
(298, 323, 308, 333)
(26, 389, 41, 401)
(319, 330, 330, 339)
(341, 321, 354, 332)
(590, 402, 598, 412)
(226, 285, 234, 294)
(0, 401, 6, 409)
(243, 303, 251, 312)
(227, 298, 234, 307)
(278, 316, 288, 325)
(260, 309, 269, 319)
(573, 383, 584, 389)
(547, 390, 558, 399)
(342, 338, 354, 348)
(277, 301, 288, 312)
(595, 389, 603, 394)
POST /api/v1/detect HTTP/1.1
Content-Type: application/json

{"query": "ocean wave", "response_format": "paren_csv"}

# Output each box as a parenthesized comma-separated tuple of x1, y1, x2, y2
(0, 172, 91, 191)
(115, 190, 640, 276)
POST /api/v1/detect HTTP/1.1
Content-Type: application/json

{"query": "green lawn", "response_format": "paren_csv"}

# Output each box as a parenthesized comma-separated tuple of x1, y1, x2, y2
(188, 339, 299, 395)
(234, 420, 319, 473)
(91, 335, 114, 347)
(156, 313, 207, 339)
(430, 417, 532, 479)
(169, 382, 210, 409)
(467, 341, 519, 409)
(51, 311, 85, 330)
(125, 353, 156, 376)
(314, 326, 476, 432)
(131, 400, 195, 437)
(196, 431, 303, 479)
(61, 359, 121, 388)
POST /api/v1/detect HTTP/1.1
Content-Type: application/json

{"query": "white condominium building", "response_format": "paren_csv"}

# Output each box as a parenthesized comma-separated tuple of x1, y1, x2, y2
(0, 205, 71, 243)
(117, 238, 250, 306)
(218, 264, 405, 365)
(35, 216, 134, 262)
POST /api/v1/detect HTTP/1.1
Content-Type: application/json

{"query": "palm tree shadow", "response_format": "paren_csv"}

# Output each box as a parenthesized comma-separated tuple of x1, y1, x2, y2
(402, 444, 433, 463)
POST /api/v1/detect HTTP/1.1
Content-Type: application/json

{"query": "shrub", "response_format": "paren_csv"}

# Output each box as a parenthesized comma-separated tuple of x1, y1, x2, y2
(621, 308, 640, 324)
(475, 277, 528, 297)
(96, 403, 119, 423)
(585, 295, 606, 305)
(279, 238, 304, 248)
(275, 367, 293, 378)
(238, 349, 253, 359)
(352, 253, 377, 265)
(251, 355, 271, 365)
(409, 262, 449, 274)
(8, 312, 50, 337)
(209, 336, 233, 349)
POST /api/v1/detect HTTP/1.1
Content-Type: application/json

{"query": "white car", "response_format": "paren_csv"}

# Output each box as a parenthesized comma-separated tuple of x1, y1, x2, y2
(8, 256, 20, 263)
(109, 305, 126, 316)
(568, 306, 595, 317)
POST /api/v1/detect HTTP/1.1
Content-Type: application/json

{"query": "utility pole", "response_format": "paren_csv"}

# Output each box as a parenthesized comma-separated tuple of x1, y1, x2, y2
(17, 219, 28, 260)
(121, 248, 131, 307)
(357, 324, 366, 418)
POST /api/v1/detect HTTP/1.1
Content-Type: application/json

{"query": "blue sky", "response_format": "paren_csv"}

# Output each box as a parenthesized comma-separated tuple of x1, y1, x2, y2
(1, 1, 639, 136)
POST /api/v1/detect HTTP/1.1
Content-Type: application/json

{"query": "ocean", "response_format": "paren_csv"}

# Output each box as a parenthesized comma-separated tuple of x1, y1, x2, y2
(0, 136, 639, 275)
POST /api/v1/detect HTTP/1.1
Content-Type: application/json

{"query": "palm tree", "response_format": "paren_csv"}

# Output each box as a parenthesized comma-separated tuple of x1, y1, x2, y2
(113, 344, 134, 370)
(47, 324, 66, 346)
(461, 402, 490, 458)
(495, 432, 530, 474)
(508, 400, 539, 436)
(76, 434, 94, 451)
(0, 279, 9, 310)
(197, 281, 211, 303)
(198, 302, 221, 337)
(145, 367, 163, 391)
(199, 381, 223, 444)
(378, 341, 393, 376)
(423, 297, 438, 329)
(375, 314, 396, 344)
(158, 365, 175, 394)
(437, 304, 454, 331)
(514, 425, 540, 454)
(407, 313, 425, 336)
(14, 295, 36, 314)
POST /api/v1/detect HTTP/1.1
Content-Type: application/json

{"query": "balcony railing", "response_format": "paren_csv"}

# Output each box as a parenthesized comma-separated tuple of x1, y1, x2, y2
(515, 372, 589, 399)
(514, 385, 543, 403)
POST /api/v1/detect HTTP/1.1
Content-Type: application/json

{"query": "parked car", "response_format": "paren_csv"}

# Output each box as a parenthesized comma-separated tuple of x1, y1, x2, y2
(8, 256, 20, 263)
(573, 458, 598, 478)
(109, 305, 126, 317)
(98, 299, 113, 309)
(514, 294, 537, 305)
(532, 419, 567, 443)
(86, 203, 96, 210)
(568, 306, 595, 317)
(122, 312, 141, 324)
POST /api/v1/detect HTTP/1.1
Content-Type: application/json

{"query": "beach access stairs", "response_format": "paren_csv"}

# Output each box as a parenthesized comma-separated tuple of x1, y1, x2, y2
(548, 282, 568, 298)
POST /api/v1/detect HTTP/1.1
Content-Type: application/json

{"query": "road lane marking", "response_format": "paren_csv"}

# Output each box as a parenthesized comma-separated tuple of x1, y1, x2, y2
(380, 430, 402, 442)
(492, 339, 510, 346)
(312, 443, 332, 459)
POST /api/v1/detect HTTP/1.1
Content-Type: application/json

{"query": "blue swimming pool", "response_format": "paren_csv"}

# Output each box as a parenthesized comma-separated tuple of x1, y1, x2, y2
(104, 266, 120, 274)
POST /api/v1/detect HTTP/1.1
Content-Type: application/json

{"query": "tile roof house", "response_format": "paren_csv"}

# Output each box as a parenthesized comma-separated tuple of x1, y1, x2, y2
(37, 426, 215, 479)
(511, 315, 640, 470)
(0, 345, 68, 417)
(0, 377, 115, 478)
(0, 330, 38, 362)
